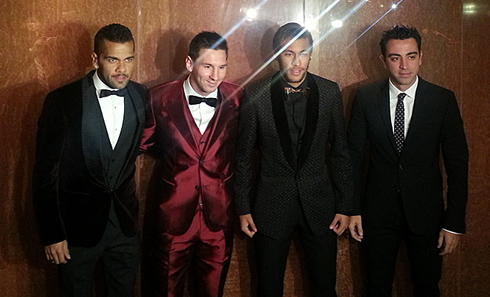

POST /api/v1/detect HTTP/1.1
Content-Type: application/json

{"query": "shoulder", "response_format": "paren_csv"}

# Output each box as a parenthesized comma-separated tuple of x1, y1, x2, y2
(357, 79, 387, 95)
(219, 81, 244, 98)
(244, 76, 272, 97)
(309, 73, 339, 89)
(127, 80, 148, 94)
(150, 79, 183, 96)
(417, 78, 455, 98)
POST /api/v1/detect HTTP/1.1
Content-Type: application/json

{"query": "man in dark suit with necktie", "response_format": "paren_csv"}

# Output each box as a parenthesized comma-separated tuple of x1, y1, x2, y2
(347, 25, 469, 296)
(32, 23, 154, 296)
(234, 22, 355, 297)
(140, 31, 242, 297)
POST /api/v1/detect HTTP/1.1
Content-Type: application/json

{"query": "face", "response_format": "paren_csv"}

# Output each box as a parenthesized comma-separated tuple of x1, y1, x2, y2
(381, 38, 422, 91)
(277, 37, 312, 87)
(185, 49, 227, 96)
(91, 40, 135, 89)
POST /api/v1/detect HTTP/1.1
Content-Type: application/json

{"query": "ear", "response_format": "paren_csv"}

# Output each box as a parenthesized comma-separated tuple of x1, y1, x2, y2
(419, 50, 423, 66)
(185, 56, 194, 72)
(379, 54, 387, 69)
(91, 52, 99, 69)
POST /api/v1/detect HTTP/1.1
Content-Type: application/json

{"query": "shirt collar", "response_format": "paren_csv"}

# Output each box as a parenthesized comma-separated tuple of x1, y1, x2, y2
(183, 75, 218, 103)
(389, 75, 418, 100)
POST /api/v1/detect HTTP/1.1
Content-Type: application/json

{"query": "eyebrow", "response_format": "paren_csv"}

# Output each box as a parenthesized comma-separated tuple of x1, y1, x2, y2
(388, 51, 419, 57)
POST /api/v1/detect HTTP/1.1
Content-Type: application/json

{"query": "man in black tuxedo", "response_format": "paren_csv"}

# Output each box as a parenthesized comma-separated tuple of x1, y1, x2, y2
(347, 25, 468, 296)
(32, 23, 154, 296)
(235, 22, 355, 297)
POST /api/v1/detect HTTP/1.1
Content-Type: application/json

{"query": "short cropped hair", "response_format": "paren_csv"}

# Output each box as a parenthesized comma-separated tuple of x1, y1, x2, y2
(188, 31, 228, 61)
(272, 22, 313, 54)
(379, 25, 421, 57)
(94, 23, 134, 55)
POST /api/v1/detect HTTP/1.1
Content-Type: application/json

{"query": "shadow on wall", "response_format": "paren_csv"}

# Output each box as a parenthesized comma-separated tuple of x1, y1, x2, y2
(143, 29, 190, 88)
(0, 21, 91, 296)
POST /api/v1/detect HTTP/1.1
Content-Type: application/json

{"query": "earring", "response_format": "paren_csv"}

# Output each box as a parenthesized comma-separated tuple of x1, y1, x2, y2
(95, 65, 99, 69)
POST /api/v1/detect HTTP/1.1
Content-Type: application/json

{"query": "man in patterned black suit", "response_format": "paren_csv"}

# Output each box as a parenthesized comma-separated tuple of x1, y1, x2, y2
(234, 22, 355, 297)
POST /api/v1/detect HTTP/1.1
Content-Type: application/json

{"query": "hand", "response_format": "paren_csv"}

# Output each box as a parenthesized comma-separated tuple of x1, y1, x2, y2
(348, 215, 363, 242)
(45, 240, 70, 264)
(437, 230, 460, 255)
(329, 214, 349, 236)
(239, 214, 257, 238)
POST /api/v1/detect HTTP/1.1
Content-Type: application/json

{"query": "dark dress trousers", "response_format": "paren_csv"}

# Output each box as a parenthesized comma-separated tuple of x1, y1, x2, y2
(348, 77, 468, 296)
(235, 72, 354, 297)
(32, 71, 154, 296)
(141, 77, 242, 297)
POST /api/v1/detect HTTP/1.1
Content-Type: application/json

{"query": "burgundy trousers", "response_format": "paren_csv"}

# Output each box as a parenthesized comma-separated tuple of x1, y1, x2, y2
(142, 205, 233, 297)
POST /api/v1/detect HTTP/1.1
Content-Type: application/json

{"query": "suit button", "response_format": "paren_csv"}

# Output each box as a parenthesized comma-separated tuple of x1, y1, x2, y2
(199, 160, 204, 164)
(393, 186, 400, 192)
(195, 185, 200, 190)
(399, 165, 403, 170)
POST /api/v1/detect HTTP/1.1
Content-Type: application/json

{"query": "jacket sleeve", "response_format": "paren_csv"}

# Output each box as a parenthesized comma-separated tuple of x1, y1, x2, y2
(234, 89, 258, 215)
(440, 91, 469, 233)
(32, 91, 67, 245)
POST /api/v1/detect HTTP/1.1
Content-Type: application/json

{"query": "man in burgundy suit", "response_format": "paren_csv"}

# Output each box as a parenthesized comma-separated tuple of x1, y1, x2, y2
(141, 31, 243, 297)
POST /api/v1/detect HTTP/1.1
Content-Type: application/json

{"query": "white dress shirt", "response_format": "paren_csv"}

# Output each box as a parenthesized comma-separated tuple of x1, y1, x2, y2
(389, 76, 418, 137)
(93, 72, 125, 149)
(183, 77, 217, 134)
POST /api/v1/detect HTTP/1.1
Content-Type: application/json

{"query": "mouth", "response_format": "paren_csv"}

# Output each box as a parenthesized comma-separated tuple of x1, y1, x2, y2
(113, 74, 129, 82)
(289, 68, 304, 76)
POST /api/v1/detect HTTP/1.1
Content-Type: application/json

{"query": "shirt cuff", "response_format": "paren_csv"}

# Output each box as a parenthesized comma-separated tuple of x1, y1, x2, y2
(442, 228, 462, 235)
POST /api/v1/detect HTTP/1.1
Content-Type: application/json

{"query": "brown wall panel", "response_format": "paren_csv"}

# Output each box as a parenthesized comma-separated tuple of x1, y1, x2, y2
(1, 0, 489, 296)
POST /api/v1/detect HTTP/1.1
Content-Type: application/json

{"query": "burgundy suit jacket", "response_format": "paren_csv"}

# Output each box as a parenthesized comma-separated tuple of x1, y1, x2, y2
(144, 77, 242, 236)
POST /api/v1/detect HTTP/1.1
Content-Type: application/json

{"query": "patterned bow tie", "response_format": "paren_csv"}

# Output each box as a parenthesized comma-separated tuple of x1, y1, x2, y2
(99, 88, 127, 98)
(284, 87, 310, 96)
(189, 95, 218, 107)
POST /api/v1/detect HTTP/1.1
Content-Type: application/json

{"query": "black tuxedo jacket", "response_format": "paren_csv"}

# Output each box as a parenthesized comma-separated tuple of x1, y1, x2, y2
(32, 71, 154, 247)
(348, 78, 468, 235)
(234, 72, 354, 238)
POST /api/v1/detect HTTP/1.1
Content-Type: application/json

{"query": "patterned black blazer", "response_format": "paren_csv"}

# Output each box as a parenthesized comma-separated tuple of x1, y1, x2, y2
(234, 72, 355, 238)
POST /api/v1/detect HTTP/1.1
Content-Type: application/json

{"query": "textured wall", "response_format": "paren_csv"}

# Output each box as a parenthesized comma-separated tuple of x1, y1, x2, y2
(0, 0, 489, 296)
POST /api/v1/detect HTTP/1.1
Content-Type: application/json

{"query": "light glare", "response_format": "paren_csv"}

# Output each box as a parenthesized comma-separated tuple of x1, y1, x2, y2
(331, 20, 343, 28)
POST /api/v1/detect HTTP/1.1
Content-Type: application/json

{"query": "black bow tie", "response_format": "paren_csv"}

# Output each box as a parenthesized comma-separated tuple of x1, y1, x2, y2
(189, 95, 218, 107)
(284, 87, 310, 96)
(100, 88, 127, 98)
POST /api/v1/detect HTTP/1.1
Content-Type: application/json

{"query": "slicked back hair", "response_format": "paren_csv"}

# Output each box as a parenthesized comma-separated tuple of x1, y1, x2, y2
(379, 25, 421, 57)
(94, 23, 134, 55)
(272, 22, 313, 54)
(188, 31, 228, 61)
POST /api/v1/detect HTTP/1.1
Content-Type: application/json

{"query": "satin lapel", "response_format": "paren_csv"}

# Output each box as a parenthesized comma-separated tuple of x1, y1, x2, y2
(166, 90, 200, 155)
(297, 73, 319, 172)
(376, 81, 398, 154)
(112, 82, 143, 188)
(207, 90, 238, 147)
(270, 74, 296, 170)
(81, 73, 109, 187)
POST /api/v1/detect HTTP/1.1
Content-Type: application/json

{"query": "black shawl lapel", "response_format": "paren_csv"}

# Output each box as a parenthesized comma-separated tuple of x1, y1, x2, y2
(81, 71, 109, 187)
(270, 73, 296, 170)
(296, 73, 319, 172)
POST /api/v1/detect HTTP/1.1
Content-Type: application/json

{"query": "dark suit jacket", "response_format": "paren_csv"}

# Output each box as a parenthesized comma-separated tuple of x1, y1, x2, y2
(234, 72, 354, 239)
(32, 71, 154, 247)
(145, 77, 242, 236)
(348, 77, 468, 235)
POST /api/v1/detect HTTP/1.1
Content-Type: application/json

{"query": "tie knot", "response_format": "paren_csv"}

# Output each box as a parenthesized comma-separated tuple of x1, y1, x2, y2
(397, 93, 407, 101)
(188, 95, 217, 107)
(100, 88, 127, 98)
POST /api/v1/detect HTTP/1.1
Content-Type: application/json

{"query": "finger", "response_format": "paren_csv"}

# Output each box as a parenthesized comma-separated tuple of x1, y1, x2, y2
(437, 233, 444, 249)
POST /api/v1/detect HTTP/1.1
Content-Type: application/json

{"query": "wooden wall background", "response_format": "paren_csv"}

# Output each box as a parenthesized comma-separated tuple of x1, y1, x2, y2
(1, 0, 489, 296)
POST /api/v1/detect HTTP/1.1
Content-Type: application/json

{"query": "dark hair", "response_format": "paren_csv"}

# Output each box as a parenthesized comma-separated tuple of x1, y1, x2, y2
(379, 25, 421, 57)
(188, 31, 228, 61)
(272, 22, 313, 54)
(94, 23, 134, 55)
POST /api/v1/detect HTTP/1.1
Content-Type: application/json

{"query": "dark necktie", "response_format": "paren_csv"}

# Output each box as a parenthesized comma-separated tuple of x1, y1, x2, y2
(394, 93, 406, 154)
(100, 88, 127, 98)
(188, 95, 218, 107)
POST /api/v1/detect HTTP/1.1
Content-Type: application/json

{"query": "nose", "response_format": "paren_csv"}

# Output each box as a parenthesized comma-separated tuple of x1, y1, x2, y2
(210, 67, 218, 80)
(399, 58, 408, 69)
(116, 61, 127, 73)
(292, 57, 301, 66)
